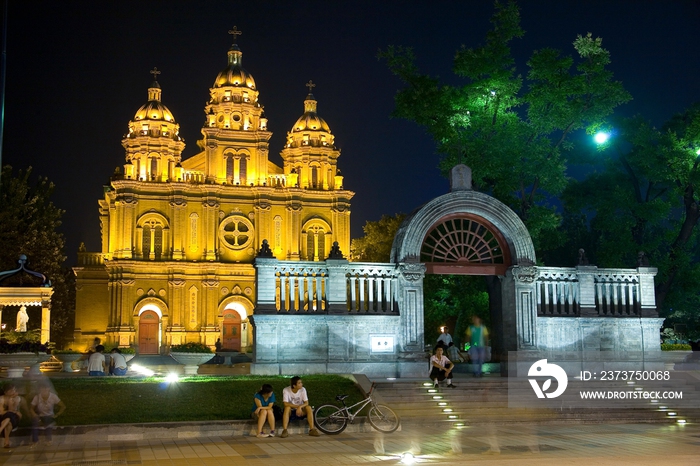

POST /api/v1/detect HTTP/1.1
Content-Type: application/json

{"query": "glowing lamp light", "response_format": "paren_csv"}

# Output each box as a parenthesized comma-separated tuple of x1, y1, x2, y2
(438, 402, 447, 406)
(432, 396, 443, 400)
(423, 382, 434, 387)
(400, 452, 416, 465)
(165, 373, 180, 383)
(650, 400, 659, 403)
(448, 415, 458, 419)
(696, 148, 700, 155)
(428, 389, 437, 393)
(667, 412, 677, 416)
(677, 419, 687, 424)
(443, 408, 453, 413)
(594, 132, 610, 144)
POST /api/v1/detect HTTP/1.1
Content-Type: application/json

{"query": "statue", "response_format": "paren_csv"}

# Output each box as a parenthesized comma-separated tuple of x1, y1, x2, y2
(577, 248, 590, 266)
(16, 306, 29, 332)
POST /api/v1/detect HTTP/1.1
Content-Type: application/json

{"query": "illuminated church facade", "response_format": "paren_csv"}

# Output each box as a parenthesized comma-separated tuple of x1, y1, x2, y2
(73, 32, 353, 354)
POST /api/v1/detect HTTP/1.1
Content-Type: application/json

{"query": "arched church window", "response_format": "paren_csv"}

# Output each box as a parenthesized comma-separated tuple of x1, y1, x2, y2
(141, 218, 165, 260)
(239, 156, 247, 185)
(311, 166, 318, 189)
(226, 156, 234, 182)
(150, 158, 158, 181)
(306, 225, 326, 261)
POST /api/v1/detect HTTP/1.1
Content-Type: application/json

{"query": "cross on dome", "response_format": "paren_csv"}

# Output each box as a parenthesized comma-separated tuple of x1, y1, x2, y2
(150, 67, 161, 81)
(306, 80, 316, 92)
(228, 26, 242, 44)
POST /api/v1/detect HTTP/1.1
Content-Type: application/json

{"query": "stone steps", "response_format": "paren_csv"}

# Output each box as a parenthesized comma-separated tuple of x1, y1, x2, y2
(371, 377, 700, 426)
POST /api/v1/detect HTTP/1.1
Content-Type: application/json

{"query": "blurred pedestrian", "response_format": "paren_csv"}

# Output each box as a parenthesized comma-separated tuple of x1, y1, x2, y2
(0, 384, 28, 448)
(31, 384, 66, 446)
(436, 326, 452, 350)
(466, 315, 489, 377)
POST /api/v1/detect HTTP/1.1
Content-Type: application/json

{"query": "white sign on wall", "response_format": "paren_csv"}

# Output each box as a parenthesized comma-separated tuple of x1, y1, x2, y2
(370, 335, 395, 354)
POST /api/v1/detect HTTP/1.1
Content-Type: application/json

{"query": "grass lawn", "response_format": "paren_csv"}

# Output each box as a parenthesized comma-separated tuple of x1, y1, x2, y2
(30, 375, 365, 426)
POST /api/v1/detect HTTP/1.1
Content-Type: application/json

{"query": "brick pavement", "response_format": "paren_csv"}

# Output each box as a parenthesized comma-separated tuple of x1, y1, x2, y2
(1, 421, 699, 465)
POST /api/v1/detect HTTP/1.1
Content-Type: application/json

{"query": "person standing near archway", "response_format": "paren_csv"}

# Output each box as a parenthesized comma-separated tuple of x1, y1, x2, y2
(466, 316, 489, 377)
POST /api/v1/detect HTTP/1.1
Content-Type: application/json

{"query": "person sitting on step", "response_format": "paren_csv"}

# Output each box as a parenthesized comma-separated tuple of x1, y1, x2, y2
(280, 376, 321, 438)
(429, 346, 455, 388)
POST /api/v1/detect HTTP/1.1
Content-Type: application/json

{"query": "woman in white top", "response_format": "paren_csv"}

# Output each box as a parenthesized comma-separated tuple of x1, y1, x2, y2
(429, 346, 455, 388)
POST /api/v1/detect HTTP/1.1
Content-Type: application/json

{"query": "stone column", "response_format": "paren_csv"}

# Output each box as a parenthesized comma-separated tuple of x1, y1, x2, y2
(170, 198, 187, 260)
(326, 259, 349, 314)
(638, 267, 659, 317)
(203, 199, 219, 261)
(396, 262, 425, 354)
(576, 265, 598, 316)
(41, 300, 51, 343)
(504, 265, 539, 350)
(286, 203, 301, 260)
(201, 278, 220, 347)
(254, 257, 278, 314)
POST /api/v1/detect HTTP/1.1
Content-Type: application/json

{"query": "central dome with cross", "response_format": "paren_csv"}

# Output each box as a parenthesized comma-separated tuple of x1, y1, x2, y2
(291, 80, 332, 134)
(214, 26, 256, 89)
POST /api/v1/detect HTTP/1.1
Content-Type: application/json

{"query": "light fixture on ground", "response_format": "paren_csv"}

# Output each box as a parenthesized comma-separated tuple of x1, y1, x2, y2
(400, 452, 415, 465)
(165, 373, 179, 383)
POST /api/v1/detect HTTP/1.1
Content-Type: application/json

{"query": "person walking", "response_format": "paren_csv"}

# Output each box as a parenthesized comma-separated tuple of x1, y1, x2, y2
(466, 315, 489, 377)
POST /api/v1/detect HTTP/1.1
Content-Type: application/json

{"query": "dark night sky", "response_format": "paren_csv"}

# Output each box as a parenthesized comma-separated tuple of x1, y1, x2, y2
(2, 0, 700, 265)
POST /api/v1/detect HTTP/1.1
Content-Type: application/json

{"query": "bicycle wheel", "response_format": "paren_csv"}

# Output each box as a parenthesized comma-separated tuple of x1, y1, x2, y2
(314, 404, 348, 435)
(367, 404, 400, 433)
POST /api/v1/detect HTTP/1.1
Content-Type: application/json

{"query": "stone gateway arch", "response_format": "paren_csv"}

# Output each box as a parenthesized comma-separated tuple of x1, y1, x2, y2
(252, 165, 662, 377)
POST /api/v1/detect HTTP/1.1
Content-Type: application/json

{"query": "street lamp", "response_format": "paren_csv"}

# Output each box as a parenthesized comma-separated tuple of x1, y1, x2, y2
(594, 131, 610, 145)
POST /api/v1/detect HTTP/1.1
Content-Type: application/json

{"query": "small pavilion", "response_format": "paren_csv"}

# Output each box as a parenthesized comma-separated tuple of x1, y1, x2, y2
(0, 255, 54, 342)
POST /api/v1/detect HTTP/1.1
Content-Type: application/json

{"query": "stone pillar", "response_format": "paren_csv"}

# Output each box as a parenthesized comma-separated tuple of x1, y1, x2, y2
(201, 278, 220, 347)
(504, 265, 539, 350)
(638, 267, 659, 317)
(121, 197, 137, 259)
(576, 265, 598, 316)
(396, 262, 425, 354)
(203, 199, 219, 261)
(171, 199, 187, 260)
(286, 203, 301, 260)
(326, 259, 349, 314)
(254, 257, 279, 314)
(41, 301, 51, 343)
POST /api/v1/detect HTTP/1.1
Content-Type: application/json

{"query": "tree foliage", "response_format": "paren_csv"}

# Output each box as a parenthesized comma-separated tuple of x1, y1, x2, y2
(379, 0, 630, 253)
(350, 213, 406, 262)
(563, 104, 700, 338)
(0, 166, 74, 346)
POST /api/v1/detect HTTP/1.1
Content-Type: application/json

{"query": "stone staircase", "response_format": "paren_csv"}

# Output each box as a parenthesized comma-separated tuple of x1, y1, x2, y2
(373, 373, 700, 428)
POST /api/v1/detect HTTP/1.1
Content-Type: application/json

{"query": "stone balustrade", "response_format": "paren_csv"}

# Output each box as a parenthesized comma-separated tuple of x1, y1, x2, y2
(535, 266, 658, 318)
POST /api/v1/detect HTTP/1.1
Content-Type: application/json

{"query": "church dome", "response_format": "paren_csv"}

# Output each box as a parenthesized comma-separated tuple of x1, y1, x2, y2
(291, 92, 331, 133)
(133, 79, 177, 123)
(213, 45, 256, 90)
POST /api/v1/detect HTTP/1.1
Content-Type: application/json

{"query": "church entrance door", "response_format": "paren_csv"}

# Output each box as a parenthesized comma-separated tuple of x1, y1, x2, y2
(139, 311, 159, 354)
(222, 312, 241, 351)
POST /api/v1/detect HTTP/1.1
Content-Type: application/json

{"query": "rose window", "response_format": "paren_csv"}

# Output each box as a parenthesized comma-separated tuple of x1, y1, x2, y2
(218, 215, 254, 250)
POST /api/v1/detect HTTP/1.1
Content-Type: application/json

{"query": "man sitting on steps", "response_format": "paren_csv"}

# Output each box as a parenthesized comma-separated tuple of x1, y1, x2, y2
(280, 376, 321, 437)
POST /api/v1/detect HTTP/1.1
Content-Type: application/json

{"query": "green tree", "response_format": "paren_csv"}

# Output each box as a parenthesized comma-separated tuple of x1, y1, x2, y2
(350, 213, 406, 262)
(562, 104, 700, 338)
(0, 166, 74, 346)
(379, 0, 630, 254)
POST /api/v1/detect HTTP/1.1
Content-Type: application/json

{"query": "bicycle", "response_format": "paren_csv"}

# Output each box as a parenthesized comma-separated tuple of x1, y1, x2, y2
(314, 382, 400, 435)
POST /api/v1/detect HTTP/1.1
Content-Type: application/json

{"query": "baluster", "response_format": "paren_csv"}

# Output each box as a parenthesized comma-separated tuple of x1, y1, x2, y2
(595, 281, 603, 315)
(544, 282, 551, 314)
(626, 280, 633, 315)
(280, 273, 287, 312)
(359, 274, 366, 312)
(315, 274, 322, 312)
(368, 273, 375, 312)
(350, 274, 357, 312)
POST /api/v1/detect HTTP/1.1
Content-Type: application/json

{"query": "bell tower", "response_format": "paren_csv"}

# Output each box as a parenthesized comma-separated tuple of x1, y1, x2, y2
(280, 81, 343, 191)
(122, 68, 185, 183)
(200, 27, 272, 186)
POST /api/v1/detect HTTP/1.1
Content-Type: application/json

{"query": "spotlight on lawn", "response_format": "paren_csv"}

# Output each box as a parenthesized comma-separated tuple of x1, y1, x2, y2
(130, 364, 155, 377)
(400, 452, 415, 465)
(165, 373, 180, 383)
(594, 131, 610, 144)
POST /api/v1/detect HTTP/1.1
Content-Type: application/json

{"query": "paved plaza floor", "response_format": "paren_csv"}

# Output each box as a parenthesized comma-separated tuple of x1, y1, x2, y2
(1, 421, 699, 466)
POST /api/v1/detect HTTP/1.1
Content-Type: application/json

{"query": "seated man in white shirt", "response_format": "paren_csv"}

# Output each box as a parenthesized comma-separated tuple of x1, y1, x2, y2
(280, 376, 321, 438)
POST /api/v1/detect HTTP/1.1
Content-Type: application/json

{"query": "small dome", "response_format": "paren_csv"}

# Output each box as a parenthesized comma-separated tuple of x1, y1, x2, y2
(214, 45, 256, 89)
(291, 93, 331, 133)
(133, 81, 177, 123)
